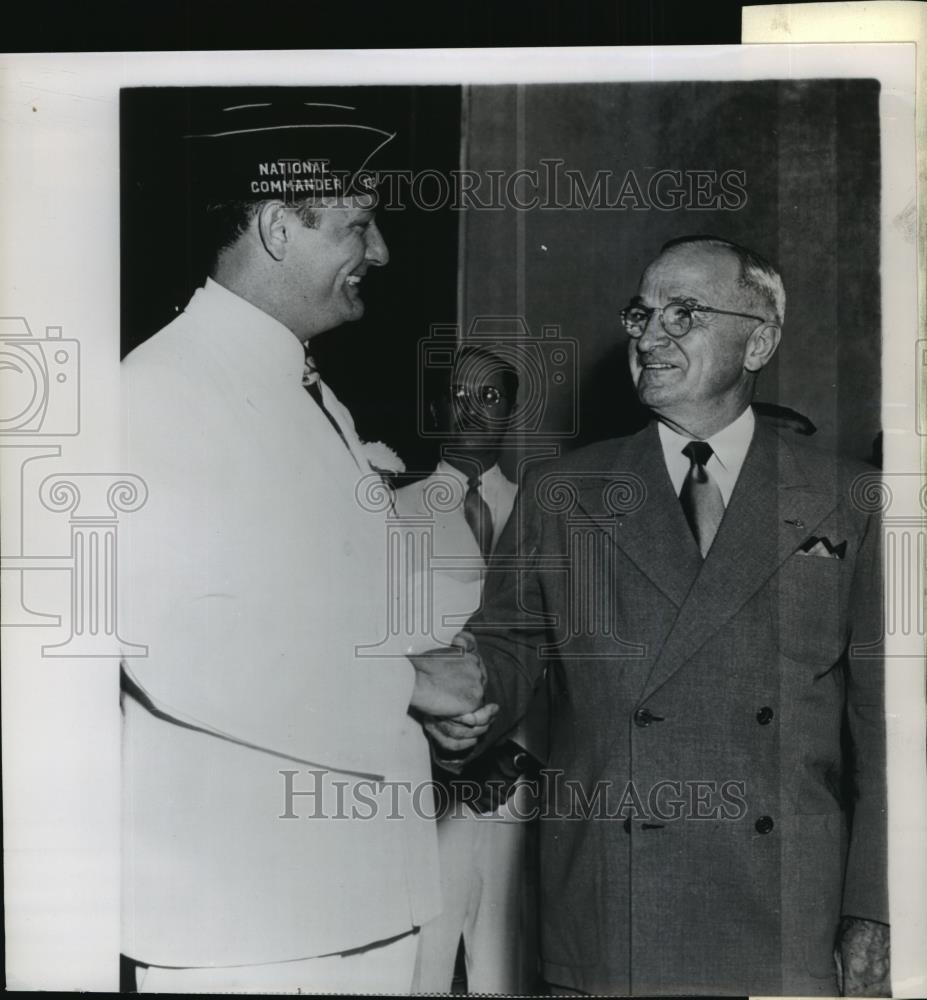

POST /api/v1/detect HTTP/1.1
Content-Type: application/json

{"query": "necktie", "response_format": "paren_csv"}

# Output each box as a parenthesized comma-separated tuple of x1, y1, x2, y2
(679, 441, 725, 557)
(302, 346, 355, 460)
(463, 473, 494, 560)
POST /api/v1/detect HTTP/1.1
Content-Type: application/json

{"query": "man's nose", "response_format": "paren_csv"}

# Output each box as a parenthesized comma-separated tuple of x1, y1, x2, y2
(452, 398, 493, 432)
(452, 401, 482, 430)
(636, 308, 670, 350)
(364, 222, 389, 267)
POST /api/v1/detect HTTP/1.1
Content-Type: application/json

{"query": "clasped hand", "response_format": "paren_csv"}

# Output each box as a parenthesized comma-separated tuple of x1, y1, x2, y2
(408, 632, 498, 752)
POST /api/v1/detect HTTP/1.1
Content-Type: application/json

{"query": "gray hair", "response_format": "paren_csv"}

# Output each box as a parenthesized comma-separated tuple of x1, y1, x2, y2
(660, 235, 786, 326)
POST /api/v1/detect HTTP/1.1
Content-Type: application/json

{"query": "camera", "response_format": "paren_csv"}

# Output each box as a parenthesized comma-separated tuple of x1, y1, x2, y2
(0, 317, 80, 435)
(418, 315, 578, 439)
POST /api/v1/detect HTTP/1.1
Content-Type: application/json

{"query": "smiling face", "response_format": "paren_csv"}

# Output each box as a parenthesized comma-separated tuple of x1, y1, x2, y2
(283, 193, 389, 339)
(628, 243, 775, 438)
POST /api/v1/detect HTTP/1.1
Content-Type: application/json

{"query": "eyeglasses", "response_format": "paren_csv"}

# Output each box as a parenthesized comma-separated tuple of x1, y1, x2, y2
(448, 383, 509, 409)
(619, 300, 768, 339)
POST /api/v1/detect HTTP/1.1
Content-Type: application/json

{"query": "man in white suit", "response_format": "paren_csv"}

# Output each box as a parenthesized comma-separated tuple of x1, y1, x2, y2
(119, 100, 485, 993)
(396, 347, 543, 994)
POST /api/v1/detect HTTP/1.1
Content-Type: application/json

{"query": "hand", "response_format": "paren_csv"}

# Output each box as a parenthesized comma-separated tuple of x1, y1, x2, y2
(835, 917, 890, 996)
(423, 702, 499, 754)
(408, 643, 486, 717)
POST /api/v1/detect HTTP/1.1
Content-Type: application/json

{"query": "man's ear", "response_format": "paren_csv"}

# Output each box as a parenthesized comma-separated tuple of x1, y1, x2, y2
(744, 322, 781, 373)
(256, 201, 289, 262)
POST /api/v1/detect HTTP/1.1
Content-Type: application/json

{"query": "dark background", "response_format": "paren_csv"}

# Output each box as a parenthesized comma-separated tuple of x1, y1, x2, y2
(7, 1, 767, 52)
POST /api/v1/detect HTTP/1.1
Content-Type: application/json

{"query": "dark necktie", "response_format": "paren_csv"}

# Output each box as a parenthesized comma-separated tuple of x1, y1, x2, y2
(463, 473, 494, 560)
(302, 346, 355, 461)
(679, 440, 725, 557)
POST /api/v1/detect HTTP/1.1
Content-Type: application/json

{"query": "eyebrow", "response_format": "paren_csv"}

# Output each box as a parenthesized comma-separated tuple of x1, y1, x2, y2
(631, 294, 703, 307)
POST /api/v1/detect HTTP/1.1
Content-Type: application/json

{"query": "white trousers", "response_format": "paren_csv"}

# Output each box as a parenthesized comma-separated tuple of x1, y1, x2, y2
(135, 930, 418, 994)
(411, 805, 535, 994)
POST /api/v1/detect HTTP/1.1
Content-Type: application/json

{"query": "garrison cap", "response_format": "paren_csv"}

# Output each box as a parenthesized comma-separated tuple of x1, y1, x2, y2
(184, 99, 396, 204)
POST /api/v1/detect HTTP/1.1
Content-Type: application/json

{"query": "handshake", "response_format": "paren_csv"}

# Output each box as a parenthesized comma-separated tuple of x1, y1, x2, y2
(408, 631, 499, 753)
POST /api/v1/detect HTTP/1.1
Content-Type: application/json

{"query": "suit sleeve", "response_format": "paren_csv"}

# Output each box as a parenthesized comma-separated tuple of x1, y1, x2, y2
(466, 464, 552, 751)
(841, 504, 889, 923)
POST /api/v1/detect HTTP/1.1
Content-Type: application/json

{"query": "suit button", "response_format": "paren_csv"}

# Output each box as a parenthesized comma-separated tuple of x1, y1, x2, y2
(755, 815, 774, 835)
(756, 706, 774, 725)
(512, 751, 528, 771)
(633, 707, 663, 727)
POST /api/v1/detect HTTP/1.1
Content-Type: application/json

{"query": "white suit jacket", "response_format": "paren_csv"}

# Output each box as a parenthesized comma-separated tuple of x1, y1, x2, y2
(120, 279, 439, 967)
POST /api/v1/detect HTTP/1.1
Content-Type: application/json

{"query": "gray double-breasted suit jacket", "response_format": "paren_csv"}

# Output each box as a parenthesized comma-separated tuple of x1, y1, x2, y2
(468, 416, 887, 996)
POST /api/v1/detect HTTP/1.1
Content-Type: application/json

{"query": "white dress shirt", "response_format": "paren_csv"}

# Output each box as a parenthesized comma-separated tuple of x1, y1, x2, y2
(433, 458, 518, 552)
(657, 406, 756, 505)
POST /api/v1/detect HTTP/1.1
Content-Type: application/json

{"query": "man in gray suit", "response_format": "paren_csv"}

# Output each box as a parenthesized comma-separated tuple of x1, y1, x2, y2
(425, 236, 889, 996)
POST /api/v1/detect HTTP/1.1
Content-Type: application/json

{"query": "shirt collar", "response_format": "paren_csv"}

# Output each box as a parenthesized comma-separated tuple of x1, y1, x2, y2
(657, 406, 755, 471)
(657, 407, 756, 505)
(185, 278, 306, 385)
(435, 459, 502, 488)
(706, 406, 755, 471)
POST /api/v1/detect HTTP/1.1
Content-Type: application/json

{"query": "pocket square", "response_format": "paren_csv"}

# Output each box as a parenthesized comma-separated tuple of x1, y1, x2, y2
(798, 536, 846, 559)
